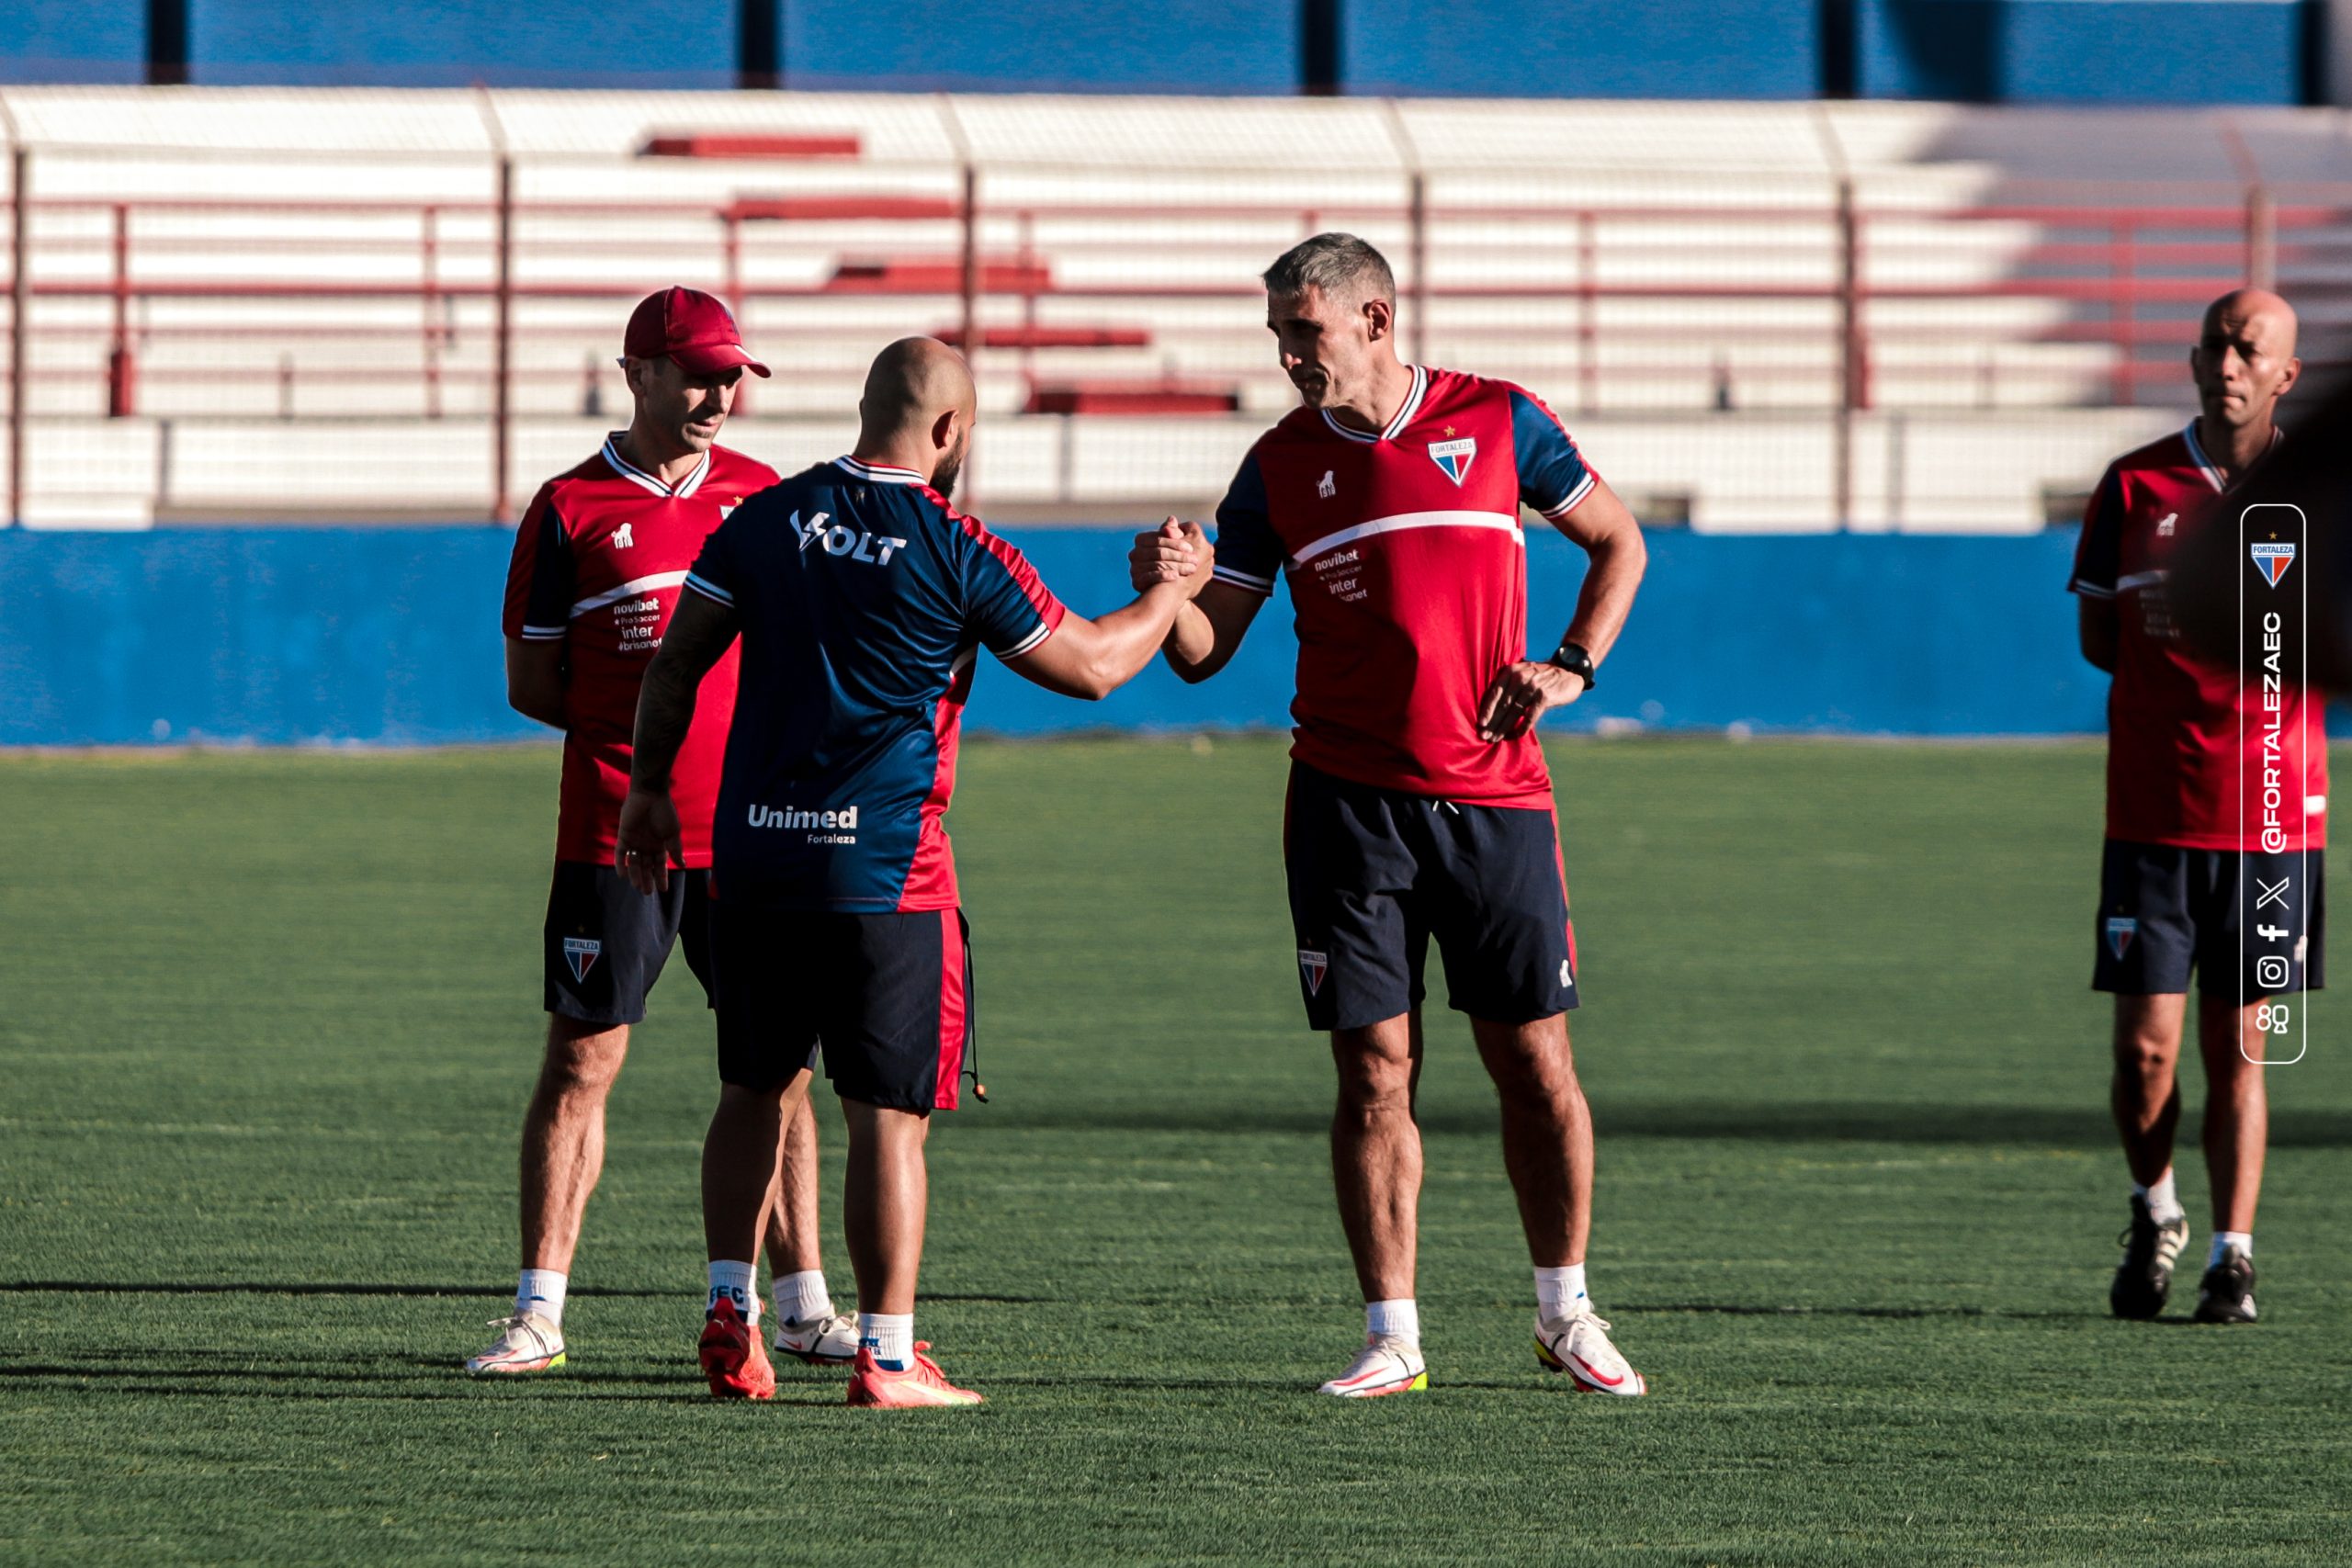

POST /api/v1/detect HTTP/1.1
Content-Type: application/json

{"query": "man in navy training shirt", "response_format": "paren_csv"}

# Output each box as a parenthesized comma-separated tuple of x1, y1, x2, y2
(617, 337, 1213, 1406)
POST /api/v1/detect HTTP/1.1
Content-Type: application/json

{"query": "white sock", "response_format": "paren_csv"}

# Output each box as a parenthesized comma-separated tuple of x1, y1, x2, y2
(2133, 1169, 2186, 1223)
(515, 1269, 568, 1327)
(858, 1312, 914, 1370)
(1365, 1298, 1419, 1347)
(706, 1259, 759, 1322)
(2211, 1232, 2253, 1267)
(773, 1269, 833, 1325)
(1535, 1264, 1589, 1322)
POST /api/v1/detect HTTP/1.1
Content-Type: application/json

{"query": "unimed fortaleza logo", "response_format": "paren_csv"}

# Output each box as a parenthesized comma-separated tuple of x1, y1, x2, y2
(748, 804, 860, 830)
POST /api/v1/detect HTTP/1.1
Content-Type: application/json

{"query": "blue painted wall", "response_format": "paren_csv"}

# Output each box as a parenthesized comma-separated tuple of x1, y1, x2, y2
(187, 0, 738, 89)
(1859, 0, 2306, 104)
(0, 0, 144, 84)
(0, 526, 2112, 747)
(782, 0, 1299, 95)
(1343, 0, 1822, 99)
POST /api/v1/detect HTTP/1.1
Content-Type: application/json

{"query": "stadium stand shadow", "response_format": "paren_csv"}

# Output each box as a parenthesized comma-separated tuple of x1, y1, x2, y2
(991, 1100, 2352, 1148)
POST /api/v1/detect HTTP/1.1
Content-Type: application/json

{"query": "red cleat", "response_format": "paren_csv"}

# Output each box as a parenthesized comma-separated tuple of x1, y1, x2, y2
(845, 1342, 984, 1407)
(698, 1298, 775, 1400)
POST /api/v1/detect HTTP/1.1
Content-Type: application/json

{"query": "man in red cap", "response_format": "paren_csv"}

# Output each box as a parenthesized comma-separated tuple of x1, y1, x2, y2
(470, 288, 852, 1377)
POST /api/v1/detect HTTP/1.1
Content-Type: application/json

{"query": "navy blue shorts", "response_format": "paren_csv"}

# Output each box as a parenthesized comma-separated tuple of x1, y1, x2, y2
(543, 861, 713, 1026)
(1283, 762, 1577, 1032)
(711, 904, 972, 1111)
(2094, 840, 2325, 997)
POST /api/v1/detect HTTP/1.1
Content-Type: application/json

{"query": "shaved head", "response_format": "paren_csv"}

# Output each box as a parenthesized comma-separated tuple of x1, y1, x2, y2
(2203, 288, 2298, 356)
(2193, 288, 2301, 440)
(854, 336, 978, 496)
(860, 336, 975, 442)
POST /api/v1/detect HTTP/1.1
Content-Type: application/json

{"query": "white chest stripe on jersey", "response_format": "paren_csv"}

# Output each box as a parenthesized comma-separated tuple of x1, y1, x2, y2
(570, 570, 689, 619)
(1289, 509, 1524, 569)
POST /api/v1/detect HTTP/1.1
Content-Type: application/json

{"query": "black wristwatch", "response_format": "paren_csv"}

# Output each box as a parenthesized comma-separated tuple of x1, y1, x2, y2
(1548, 640, 1597, 689)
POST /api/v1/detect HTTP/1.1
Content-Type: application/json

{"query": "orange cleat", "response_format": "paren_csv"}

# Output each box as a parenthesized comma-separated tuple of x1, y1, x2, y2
(698, 1298, 776, 1400)
(844, 1341, 984, 1408)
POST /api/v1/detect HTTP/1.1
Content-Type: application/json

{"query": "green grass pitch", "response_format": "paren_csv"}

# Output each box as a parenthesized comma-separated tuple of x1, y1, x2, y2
(2, 737, 2348, 1565)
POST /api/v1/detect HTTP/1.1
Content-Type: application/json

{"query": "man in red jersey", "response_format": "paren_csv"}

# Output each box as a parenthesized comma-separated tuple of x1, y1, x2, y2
(469, 288, 854, 1376)
(2071, 288, 2320, 1326)
(1131, 234, 1649, 1397)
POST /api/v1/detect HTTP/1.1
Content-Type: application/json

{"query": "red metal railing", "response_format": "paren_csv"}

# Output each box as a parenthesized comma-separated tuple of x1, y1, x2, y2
(6, 156, 2348, 523)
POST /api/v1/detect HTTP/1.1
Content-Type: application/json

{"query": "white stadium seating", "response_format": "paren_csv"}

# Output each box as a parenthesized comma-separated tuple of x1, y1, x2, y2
(0, 86, 2341, 527)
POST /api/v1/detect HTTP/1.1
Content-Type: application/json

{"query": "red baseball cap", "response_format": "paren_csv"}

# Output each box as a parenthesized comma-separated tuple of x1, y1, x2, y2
(623, 286, 770, 378)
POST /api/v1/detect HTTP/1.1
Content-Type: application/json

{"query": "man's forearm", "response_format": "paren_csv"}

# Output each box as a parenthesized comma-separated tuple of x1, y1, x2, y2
(1162, 599, 1217, 671)
(1555, 532, 1646, 664)
(628, 655, 702, 792)
(1083, 584, 1193, 692)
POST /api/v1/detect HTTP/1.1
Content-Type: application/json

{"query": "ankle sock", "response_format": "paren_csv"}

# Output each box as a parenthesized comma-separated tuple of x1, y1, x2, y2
(858, 1312, 914, 1370)
(706, 1259, 758, 1322)
(773, 1269, 832, 1326)
(2133, 1169, 2186, 1223)
(1535, 1264, 1589, 1322)
(515, 1269, 568, 1327)
(1365, 1298, 1419, 1348)
(2211, 1232, 2253, 1267)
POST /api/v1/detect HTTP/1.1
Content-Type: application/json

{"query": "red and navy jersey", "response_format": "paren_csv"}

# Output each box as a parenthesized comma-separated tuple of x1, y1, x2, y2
(683, 456, 1066, 912)
(502, 437, 779, 868)
(1214, 366, 1597, 807)
(2069, 422, 2324, 851)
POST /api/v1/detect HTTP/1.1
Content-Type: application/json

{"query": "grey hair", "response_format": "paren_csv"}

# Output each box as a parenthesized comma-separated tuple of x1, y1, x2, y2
(1261, 232, 1395, 305)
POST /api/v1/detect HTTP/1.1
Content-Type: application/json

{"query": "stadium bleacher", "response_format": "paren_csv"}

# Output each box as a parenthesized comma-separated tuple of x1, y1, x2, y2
(1, 85, 2345, 528)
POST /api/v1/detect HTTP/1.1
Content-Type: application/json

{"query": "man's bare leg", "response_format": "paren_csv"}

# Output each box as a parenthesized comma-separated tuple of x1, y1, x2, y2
(1473, 1010, 1645, 1393)
(520, 1016, 801, 1292)
(766, 1093, 824, 1274)
(704, 1072, 812, 1266)
(841, 1100, 930, 1315)
(2111, 993, 2187, 1187)
(520, 1015, 629, 1277)
(2196, 994, 2267, 1235)
(1329, 1011, 1424, 1305)
(1471, 1012, 1592, 1270)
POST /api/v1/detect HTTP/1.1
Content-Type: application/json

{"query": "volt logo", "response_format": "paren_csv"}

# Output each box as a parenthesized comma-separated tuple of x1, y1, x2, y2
(792, 510, 907, 566)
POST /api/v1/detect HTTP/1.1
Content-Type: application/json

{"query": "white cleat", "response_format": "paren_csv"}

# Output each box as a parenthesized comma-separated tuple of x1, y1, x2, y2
(1534, 1308, 1646, 1396)
(773, 1311, 860, 1366)
(465, 1310, 567, 1375)
(1316, 1335, 1429, 1398)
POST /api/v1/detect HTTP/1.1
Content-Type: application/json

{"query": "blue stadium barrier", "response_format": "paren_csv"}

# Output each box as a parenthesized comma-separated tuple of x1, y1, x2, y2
(1858, 0, 2306, 105)
(187, 0, 736, 88)
(0, 0, 143, 84)
(783, 0, 1299, 96)
(1342, 0, 1822, 99)
(0, 525, 2116, 747)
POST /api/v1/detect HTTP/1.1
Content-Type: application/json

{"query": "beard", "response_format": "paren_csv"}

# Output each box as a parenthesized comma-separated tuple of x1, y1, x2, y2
(931, 434, 968, 500)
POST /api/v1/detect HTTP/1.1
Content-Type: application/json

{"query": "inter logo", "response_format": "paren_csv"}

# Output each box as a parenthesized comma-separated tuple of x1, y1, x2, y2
(2250, 539, 2295, 588)
(2105, 917, 2136, 961)
(1298, 948, 1329, 996)
(1428, 438, 1476, 486)
(561, 936, 602, 983)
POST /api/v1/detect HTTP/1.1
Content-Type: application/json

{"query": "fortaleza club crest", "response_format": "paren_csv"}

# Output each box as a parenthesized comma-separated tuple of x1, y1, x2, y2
(2105, 917, 2136, 962)
(1428, 437, 1476, 486)
(2251, 539, 2296, 588)
(1297, 948, 1329, 996)
(562, 936, 602, 983)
